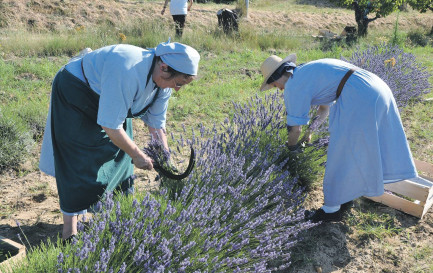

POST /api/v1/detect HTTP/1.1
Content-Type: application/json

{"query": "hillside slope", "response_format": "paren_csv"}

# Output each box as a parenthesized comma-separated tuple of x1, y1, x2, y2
(0, 0, 432, 35)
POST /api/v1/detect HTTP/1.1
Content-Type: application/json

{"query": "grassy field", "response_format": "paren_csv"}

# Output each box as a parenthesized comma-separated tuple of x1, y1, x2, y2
(1, 0, 433, 272)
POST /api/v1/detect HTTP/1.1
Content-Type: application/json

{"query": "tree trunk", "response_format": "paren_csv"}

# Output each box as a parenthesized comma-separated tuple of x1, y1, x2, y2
(353, 1, 369, 37)
(356, 19, 369, 36)
(399, 3, 408, 12)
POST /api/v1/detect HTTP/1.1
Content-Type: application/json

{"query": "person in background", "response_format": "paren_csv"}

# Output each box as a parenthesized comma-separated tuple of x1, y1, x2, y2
(259, 54, 417, 223)
(161, 0, 193, 37)
(39, 41, 200, 241)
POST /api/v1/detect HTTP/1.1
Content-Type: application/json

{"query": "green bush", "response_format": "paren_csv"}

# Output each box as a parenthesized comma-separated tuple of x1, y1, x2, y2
(17, 103, 47, 142)
(407, 29, 431, 47)
(0, 113, 34, 172)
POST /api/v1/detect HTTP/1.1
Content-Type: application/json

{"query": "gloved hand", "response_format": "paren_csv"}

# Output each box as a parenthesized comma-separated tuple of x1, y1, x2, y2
(286, 142, 304, 154)
(299, 128, 313, 144)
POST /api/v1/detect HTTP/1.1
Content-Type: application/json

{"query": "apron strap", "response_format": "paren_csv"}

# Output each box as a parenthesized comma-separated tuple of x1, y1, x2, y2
(81, 55, 161, 119)
(81, 59, 91, 87)
(336, 68, 356, 100)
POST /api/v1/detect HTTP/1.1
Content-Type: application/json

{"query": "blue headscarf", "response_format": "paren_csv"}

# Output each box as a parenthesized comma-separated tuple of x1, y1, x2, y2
(155, 39, 200, 76)
(266, 62, 296, 84)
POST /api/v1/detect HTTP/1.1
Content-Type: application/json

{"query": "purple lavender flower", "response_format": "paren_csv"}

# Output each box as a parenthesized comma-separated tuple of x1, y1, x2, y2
(50, 90, 320, 273)
(117, 262, 127, 273)
(57, 252, 64, 264)
(342, 43, 432, 109)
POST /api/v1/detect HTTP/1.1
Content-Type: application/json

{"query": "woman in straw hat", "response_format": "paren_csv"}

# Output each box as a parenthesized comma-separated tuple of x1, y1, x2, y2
(260, 55, 417, 222)
(39, 40, 200, 241)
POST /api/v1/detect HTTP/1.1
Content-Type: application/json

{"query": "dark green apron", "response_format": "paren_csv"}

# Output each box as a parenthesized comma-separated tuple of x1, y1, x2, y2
(51, 61, 158, 213)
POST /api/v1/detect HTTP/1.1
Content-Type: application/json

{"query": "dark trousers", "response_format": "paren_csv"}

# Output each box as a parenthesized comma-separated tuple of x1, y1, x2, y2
(172, 14, 186, 37)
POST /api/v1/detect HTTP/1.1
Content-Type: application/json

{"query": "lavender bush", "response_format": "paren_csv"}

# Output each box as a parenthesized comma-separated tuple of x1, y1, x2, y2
(228, 93, 326, 189)
(142, 140, 185, 200)
(36, 92, 318, 272)
(341, 43, 432, 109)
(0, 114, 34, 172)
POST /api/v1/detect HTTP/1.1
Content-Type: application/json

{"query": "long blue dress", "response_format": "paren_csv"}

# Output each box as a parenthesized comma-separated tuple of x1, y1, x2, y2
(284, 58, 417, 206)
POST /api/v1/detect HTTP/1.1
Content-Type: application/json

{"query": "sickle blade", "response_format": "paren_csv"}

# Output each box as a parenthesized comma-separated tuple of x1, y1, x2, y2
(155, 146, 195, 180)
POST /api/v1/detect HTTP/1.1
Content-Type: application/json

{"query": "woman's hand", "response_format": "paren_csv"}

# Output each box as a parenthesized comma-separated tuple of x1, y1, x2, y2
(300, 129, 313, 144)
(132, 153, 154, 170)
(102, 126, 154, 170)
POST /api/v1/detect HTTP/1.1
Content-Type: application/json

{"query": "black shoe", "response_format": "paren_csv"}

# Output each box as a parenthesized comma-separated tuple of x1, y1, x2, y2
(305, 208, 344, 223)
(305, 201, 354, 223)
(62, 234, 77, 246)
(341, 200, 354, 212)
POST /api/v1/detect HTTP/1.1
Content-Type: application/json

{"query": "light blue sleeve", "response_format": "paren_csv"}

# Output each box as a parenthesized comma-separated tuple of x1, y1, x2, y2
(141, 88, 172, 129)
(284, 79, 312, 126)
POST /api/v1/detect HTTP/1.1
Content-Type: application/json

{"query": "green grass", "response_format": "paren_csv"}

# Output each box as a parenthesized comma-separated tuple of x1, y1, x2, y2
(412, 245, 433, 273)
(0, 57, 63, 170)
(0, 1, 432, 270)
(0, 204, 13, 219)
(413, 245, 433, 261)
(28, 182, 50, 194)
(401, 100, 433, 161)
(0, 4, 431, 170)
(0, 238, 60, 272)
(347, 209, 402, 240)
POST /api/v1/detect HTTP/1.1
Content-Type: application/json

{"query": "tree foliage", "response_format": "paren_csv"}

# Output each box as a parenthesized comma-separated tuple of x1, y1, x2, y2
(331, 0, 404, 36)
(407, 0, 433, 35)
(407, 0, 433, 13)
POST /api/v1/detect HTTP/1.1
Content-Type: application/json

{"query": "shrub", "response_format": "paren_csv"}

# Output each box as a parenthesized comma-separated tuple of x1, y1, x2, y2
(341, 43, 432, 109)
(159, 91, 324, 198)
(11, 92, 318, 272)
(229, 93, 326, 189)
(389, 13, 406, 47)
(0, 113, 34, 172)
(407, 30, 431, 47)
(17, 103, 47, 141)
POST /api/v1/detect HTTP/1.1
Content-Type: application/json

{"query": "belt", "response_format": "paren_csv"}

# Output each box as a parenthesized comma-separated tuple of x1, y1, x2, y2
(81, 59, 90, 87)
(336, 68, 357, 100)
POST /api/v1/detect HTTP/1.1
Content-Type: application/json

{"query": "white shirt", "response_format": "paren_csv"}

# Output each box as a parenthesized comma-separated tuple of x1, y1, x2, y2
(170, 0, 188, 15)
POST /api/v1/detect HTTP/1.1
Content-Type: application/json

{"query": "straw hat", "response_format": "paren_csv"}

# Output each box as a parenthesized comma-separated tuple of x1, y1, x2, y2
(260, 53, 297, 91)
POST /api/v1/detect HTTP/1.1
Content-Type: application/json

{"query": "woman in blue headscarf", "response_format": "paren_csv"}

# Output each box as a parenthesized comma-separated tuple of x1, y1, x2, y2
(39, 41, 200, 240)
(260, 54, 417, 223)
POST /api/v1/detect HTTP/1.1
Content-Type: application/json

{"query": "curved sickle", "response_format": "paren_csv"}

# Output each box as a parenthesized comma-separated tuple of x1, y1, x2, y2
(154, 146, 195, 180)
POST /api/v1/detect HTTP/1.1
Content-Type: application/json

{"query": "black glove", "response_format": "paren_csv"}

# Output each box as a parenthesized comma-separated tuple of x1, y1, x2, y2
(286, 142, 303, 154)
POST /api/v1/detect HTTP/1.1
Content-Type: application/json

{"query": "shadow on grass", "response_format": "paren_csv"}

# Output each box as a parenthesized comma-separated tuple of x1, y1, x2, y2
(0, 222, 62, 251)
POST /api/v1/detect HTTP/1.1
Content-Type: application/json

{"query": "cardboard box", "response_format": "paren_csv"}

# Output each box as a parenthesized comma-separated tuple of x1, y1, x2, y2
(0, 236, 26, 273)
(366, 159, 433, 219)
